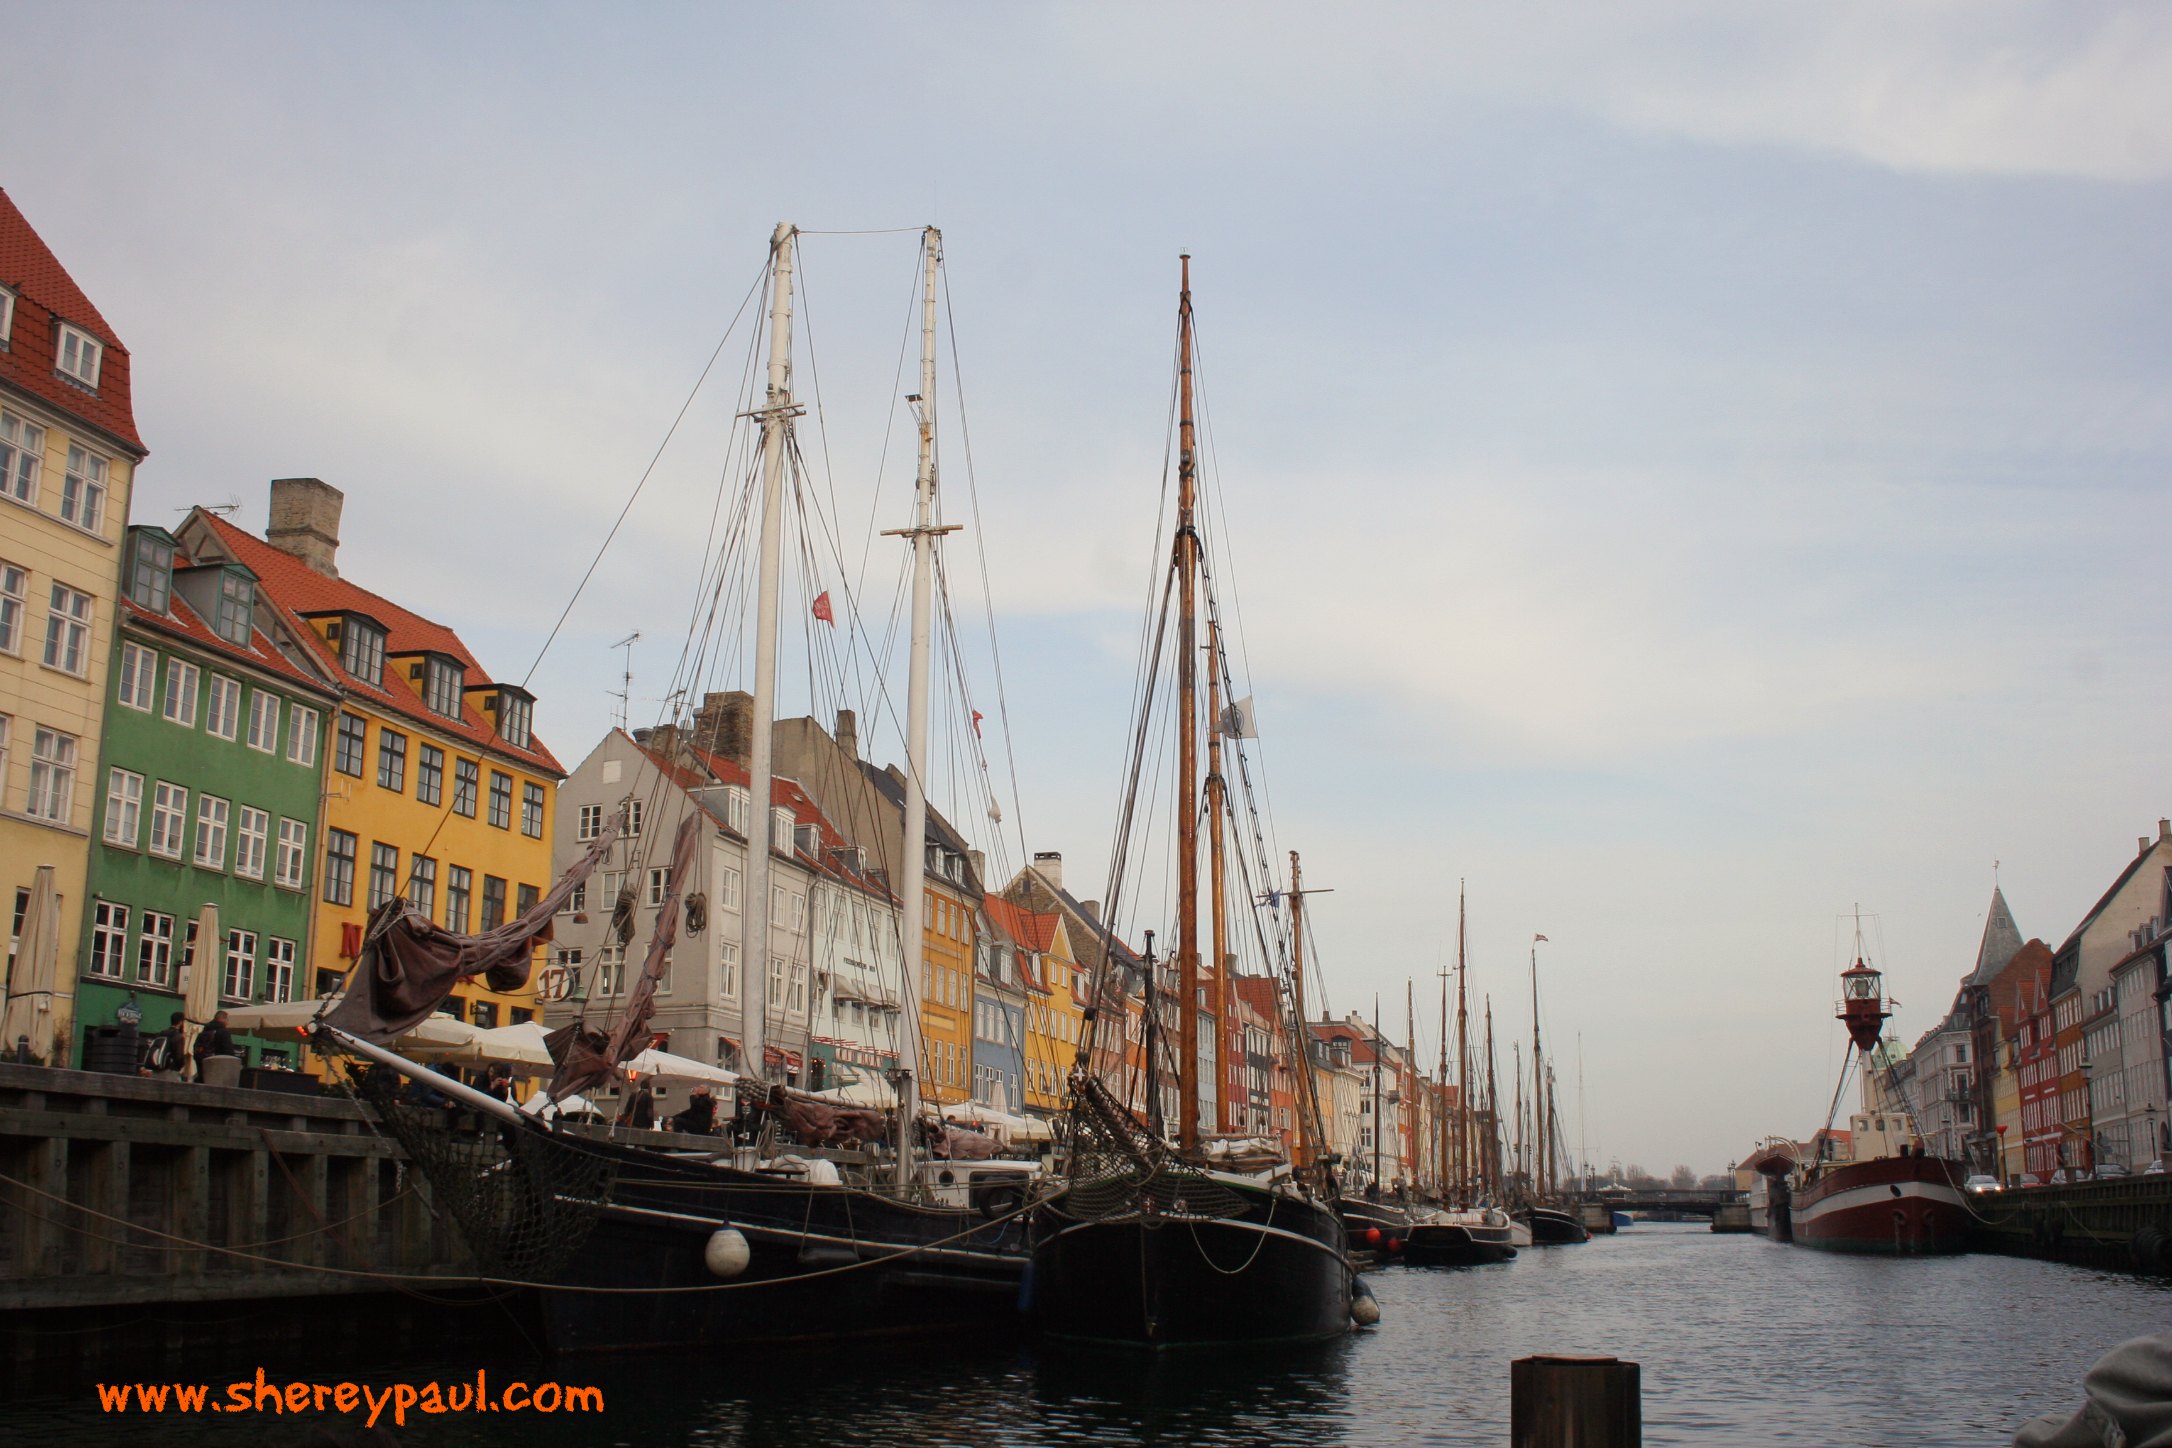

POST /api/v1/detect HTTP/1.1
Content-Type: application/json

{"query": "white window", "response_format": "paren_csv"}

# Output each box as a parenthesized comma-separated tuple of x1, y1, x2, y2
(26, 727, 76, 821)
(234, 805, 269, 880)
(222, 928, 256, 1001)
(89, 901, 129, 979)
(42, 583, 92, 675)
(719, 940, 740, 999)
(0, 286, 11, 345)
(193, 794, 230, 870)
(163, 659, 200, 727)
(0, 561, 24, 654)
(149, 782, 186, 858)
(136, 911, 174, 988)
(625, 799, 643, 838)
(719, 865, 741, 912)
(597, 945, 625, 996)
(577, 803, 602, 841)
(57, 325, 102, 390)
(264, 937, 296, 1003)
(647, 867, 669, 908)
(771, 805, 794, 850)
(275, 818, 307, 889)
(769, 955, 788, 1008)
(205, 676, 241, 740)
(725, 785, 750, 834)
(116, 641, 154, 709)
(0, 410, 43, 503)
(59, 444, 107, 533)
(103, 767, 143, 846)
(286, 705, 319, 767)
(247, 690, 280, 752)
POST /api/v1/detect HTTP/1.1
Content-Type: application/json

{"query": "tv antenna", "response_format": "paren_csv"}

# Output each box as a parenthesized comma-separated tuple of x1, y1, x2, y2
(609, 631, 640, 729)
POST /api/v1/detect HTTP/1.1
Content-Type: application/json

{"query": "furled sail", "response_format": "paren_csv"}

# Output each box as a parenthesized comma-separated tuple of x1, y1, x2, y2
(324, 820, 621, 1043)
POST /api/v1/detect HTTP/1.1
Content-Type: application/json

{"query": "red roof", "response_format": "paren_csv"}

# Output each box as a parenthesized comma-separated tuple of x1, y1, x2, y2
(119, 545, 338, 699)
(0, 189, 144, 454)
(192, 511, 563, 776)
(984, 895, 1057, 954)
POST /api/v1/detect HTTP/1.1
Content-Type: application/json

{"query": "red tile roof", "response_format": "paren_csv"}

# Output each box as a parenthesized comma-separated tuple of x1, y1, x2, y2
(192, 510, 564, 776)
(0, 189, 144, 454)
(119, 546, 338, 699)
(983, 895, 1057, 954)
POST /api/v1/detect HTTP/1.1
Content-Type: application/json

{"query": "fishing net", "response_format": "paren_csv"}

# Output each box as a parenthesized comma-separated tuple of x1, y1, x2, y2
(352, 1064, 617, 1279)
(1061, 1073, 1249, 1222)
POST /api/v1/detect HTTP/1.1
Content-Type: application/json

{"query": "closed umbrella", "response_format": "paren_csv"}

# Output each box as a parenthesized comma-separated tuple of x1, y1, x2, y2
(0, 865, 59, 1061)
(179, 902, 222, 1072)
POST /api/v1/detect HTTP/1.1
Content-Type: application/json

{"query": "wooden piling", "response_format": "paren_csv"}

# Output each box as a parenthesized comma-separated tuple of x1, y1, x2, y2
(1511, 1354, 1640, 1448)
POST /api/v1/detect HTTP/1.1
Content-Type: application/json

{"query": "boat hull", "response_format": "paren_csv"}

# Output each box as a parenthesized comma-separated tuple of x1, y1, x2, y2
(1403, 1214, 1518, 1267)
(1030, 1186, 1352, 1348)
(1788, 1156, 1970, 1255)
(1341, 1196, 1414, 1250)
(1520, 1206, 1591, 1245)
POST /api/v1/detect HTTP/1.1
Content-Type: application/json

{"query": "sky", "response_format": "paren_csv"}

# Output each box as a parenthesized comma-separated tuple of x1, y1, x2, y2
(6, 1, 2169, 1174)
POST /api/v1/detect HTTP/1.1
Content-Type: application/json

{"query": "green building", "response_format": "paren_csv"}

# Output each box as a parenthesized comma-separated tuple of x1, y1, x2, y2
(71, 525, 339, 1068)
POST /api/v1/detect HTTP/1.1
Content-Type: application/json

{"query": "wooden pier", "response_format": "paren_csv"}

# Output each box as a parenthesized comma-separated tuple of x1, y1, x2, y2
(1966, 1175, 2172, 1273)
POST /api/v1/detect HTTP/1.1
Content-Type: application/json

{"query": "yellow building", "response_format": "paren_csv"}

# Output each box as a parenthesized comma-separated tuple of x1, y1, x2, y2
(180, 481, 563, 1046)
(918, 852, 977, 1107)
(988, 897, 1084, 1117)
(0, 190, 148, 1059)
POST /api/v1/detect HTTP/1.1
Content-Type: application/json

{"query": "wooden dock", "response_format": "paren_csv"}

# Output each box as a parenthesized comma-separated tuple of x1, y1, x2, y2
(1965, 1175, 2172, 1273)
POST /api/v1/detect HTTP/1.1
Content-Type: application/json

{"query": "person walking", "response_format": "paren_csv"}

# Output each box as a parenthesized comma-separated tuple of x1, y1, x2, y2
(139, 1011, 187, 1081)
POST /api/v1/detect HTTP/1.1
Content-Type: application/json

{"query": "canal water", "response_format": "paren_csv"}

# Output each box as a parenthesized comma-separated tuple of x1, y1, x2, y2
(11, 1224, 2168, 1446)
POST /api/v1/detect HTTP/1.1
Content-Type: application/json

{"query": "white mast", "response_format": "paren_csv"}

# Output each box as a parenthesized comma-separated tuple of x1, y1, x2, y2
(741, 222, 798, 1088)
(885, 227, 956, 1189)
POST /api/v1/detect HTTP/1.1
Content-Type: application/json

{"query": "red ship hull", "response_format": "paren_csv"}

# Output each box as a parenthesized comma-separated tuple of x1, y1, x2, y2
(1790, 1155, 1971, 1255)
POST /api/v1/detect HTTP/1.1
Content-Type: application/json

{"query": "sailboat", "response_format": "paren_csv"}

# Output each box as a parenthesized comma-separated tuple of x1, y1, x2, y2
(1516, 941, 1589, 1245)
(319, 224, 1041, 1348)
(1026, 259, 1355, 1348)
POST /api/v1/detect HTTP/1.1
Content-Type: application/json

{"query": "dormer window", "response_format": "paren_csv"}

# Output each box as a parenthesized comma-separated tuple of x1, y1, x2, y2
(339, 615, 385, 686)
(724, 785, 750, 834)
(498, 689, 532, 748)
(771, 806, 794, 851)
(0, 287, 14, 347)
(423, 656, 464, 718)
(125, 529, 175, 613)
(213, 570, 255, 646)
(794, 822, 821, 858)
(56, 324, 102, 390)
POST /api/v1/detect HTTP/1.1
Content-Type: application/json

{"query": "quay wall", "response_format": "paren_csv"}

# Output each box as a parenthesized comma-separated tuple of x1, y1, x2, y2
(1966, 1176, 2172, 1274)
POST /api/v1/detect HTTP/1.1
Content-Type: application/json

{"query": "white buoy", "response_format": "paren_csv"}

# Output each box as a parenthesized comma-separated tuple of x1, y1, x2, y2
(704, 1228, 751, 1278)
(1350, 1275, 1382, 1326)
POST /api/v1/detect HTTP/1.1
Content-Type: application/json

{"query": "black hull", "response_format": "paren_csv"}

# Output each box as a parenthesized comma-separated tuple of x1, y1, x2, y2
(1403, 1220, 1518, 1267)
(1341, 1198, 1414, 1245)
(1519, 1206, 1590, 1245)
(1030, 1185, 1352, 1348)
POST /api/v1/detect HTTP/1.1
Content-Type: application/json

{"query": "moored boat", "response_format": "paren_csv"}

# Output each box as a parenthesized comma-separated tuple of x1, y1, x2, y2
(1404, 1208, 1518, 1266)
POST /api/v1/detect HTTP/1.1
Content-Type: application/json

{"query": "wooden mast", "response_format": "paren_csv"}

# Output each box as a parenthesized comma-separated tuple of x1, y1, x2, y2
(1437, 951, 1451, 1202)
(1405, 977, 1417, 1192)
(1454, 882, 1470, 1207)
(1288, 849, 1309, 1169)
(1484, 997, 1501, 1199)
(1175, 256, 1201, 1151)
(1207, 619, 1229, 1134)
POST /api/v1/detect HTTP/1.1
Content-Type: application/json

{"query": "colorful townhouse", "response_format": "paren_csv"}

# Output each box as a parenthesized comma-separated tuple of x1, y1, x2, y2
(1003, 898, 1084, 1119)
(179, 481, 563, 1046)
(72, 524, 340, 1066)
(971, 896, 1030, 1114)
(0, 189, 148, 1061)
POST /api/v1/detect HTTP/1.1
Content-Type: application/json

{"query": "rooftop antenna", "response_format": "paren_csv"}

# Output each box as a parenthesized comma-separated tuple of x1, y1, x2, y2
(610, 630, 641, 730)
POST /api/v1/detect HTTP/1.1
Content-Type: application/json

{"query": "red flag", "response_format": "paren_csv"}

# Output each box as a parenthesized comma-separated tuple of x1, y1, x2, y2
(811, 591, 835, 625)
(971, 710, 984, 738)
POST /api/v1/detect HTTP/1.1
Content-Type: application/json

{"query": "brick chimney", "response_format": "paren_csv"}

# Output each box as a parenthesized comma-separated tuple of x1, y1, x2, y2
(1033, 851, 1063, 890)
(265, 477, 344, 577)
(836, 708, 858, 761)
(690, 690, 755, 762)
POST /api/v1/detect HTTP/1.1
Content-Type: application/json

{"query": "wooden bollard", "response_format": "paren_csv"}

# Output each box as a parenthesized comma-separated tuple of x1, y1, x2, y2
(1511, 1354, 1640, 1447)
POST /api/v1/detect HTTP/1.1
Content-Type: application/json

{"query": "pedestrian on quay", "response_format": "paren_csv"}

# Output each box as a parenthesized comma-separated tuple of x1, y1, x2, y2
(670, 1084, 717, 1136)
(621, 1080, 656, 1130)
(483, 1063, 515, 1103)
(139, 1011, 187, 1081)
(194, 1010, 239, 1083)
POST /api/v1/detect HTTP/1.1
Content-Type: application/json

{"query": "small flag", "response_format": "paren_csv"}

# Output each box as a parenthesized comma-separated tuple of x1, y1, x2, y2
(811, 591, 835, 625)
(1534, 933, 1549, 943)
(971, 709, 984, 738)
(1218, 696, 1258, 739)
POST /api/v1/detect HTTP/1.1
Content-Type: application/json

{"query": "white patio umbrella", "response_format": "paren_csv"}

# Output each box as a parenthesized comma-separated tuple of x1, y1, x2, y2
(179, 901, 222, 1069)
(224, 998, 479, 1053)
(413, 1018, 554, 1069)
(0, 866, 59, 1060)
(806, 1074, 899, 1109)
(621, 1045, 740, 1089)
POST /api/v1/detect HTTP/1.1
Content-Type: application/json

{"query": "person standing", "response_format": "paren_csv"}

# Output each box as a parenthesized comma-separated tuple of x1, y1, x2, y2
(139, 1011, 188, 1081)
(621, 1081, 656, 1130)
(670, 1084, 717, 1136)
(194, 1010, 238, 1082)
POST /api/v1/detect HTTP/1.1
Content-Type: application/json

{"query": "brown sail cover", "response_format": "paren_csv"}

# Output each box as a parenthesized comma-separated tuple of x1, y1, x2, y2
(546, 813, 702, 1101)
(324, 821, 620, 1043)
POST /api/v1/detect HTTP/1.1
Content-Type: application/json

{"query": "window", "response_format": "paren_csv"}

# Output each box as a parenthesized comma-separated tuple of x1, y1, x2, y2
(647, 868, 669, 908)
(452, 758, 478, 816)
(597, 945, 625, 995)
(136, 911, 175, 988)
(286, 706, 319, 767)
(192, 794, 229, 869)
(246, 690, 280, 753)
(577, 803, 602, 841)
(472, 999, 499, 1030)
(235, 806, 269, 880)
(724, 786, 749, 834)
(214, 572, 253, 645)
(369, 843, 399, 908)
(59, 444, 107, 532)
(264, 938, 296, 1004)
(126, 531, 172, 612)
(499, 692, 532, 749)
(103, 767, 143, 846)
(423, 657, 463, 717)
(164, 660, 201, 727)
(625, 799, 642, 838)
(26, 727, 76, 821)
(407, 855, 437, 918)
(487, 771, 512, 829)
(771, 806, 794, 851)
(522, 781, 544, 838)
(205, 676, 241, 740)
(720, 941, 740, 999)
(0, 286, 9, 344)
(770, 886, 805, 932)
(275, 818, 307, 889)
(564, 879, 584, 915)
(149, 782, 186, 858)
(115, 641, 154, 709)
(0, 561, 25, 653)
(416, 743, 444, 806)
(445, 865, 472, 932)
(324, 829, 357, 905)
(769, 955, 788, 1009)
(57, 324, 102, 389)
(481, 875, 506, 930)
(42, 583, 92, 675)
(377, 728, 407, 791)
(340, 617, 385, 686)
(333, 713, 366, 776)
(223, 929, 256, 1001)
(0, 411, 41, 503)
(516, 883, 538, 919)
(89, 901, 129, 979)
(719, 865, 741, 912)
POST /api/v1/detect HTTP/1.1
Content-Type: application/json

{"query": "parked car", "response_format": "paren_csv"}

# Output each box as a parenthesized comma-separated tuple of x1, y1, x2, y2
(1962, 1174, 2003, 1194)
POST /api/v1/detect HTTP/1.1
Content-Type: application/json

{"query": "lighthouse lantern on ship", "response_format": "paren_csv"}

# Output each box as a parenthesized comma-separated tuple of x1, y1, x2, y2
(1837, 960, 1889, 1053)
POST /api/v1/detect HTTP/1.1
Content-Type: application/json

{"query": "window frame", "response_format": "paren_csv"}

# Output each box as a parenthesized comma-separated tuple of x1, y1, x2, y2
(126, 531, 173, 612)
(0, 409, 44, 505)
(521, 780, 545, 838)
(377, 728, 407, 791)
(452, 758, 478, 817)
(264, 937, 296, 1004)
(58, 443, 108, 534)
(192, 794, 230, 870)
(246, 689, 280, 753)
(324, 829, 357, 906)
(234, 805, 269, 881)
(222, 928, 256, 1003)
(487, 771, 512, 830)
(136, 910, 175, 988)
(423, 656, 464, 718)
(163, 659, 201, 728)
(116, 640, 155, 710)
(445, 864, 472, 933)
(481, 875, 507, 931)
(205, 675, 242, 741)
(56, 324, 103, 390)
(42, 582, 92, 676)
(340, 616, 386, 686)
(103, 766, 143, 847)
(407, 854, 437, 919)
(333, 713, 366, 776)
(88, 901, 129, 980)
(368, 842, 399, 909)
(148, 781, 186, 858)
(0, 559, 26, 655)
(213, 571, 253, 645)
(286, 705, 319, 767)
(26, 726, 77, 821)
(275, 818, 308, 890)
(577, 803, 602, 841)
(416, 743, 444, 806)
